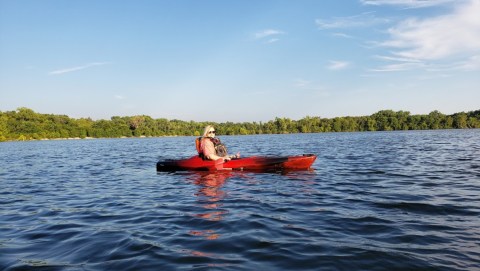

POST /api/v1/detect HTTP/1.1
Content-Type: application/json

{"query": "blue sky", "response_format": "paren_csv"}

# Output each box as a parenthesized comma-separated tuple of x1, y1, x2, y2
(1, 0, 479, 122)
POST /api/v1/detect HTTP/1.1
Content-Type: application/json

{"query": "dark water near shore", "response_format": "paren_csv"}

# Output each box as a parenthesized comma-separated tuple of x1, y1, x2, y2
(1, 130, 479, 270)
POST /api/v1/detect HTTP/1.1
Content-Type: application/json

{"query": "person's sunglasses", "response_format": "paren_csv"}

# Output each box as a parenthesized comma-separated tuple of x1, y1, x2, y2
(208, 130, 216, 134)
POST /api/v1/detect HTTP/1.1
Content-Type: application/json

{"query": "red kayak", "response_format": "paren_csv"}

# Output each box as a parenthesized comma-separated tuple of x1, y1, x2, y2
(156, 154, 316, 172)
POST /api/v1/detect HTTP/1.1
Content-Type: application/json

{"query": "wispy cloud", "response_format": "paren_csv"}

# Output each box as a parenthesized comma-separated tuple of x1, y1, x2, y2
(327, 61, 351, 70)
(427, 55, 480, 72)
(374, 55, 421, 63)
(49, 62, 109, 75)
(254, 29, 284, 39)
(332, 32, 354, 39)
(370, 54, 480, 73)
(253, 29, 285, 43)
(293, 78, 330, 96)
(266, 38, 280, 44)
(316, 12, 389, 30)
(372, 0, 480, 71)
(370, 54, 426, 72)
(455, 55, 480, 71)
(369, 62, 426, 72)
(114, 95, 126, 100)
(381, 0, 480, 61)
(360, 0, 456, 8)
(294, 79, 311, 88)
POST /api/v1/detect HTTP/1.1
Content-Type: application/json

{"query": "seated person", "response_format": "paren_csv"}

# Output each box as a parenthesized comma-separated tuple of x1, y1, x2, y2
(197, 125, 239, 161)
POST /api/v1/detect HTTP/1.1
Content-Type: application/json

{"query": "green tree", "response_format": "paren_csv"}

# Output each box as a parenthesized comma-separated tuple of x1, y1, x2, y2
(453, 113, 468, 129)
(427, 110, 444, 129)
(0, 114, 8, 141)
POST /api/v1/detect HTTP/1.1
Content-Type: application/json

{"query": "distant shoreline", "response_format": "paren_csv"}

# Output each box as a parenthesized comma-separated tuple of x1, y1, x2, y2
(1, 107, 479, 142)
(4, 129, 480, 144)
(7, 135, 183, 142)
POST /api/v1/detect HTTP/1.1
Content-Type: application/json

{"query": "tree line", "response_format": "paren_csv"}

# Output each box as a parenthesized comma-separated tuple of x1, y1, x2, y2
(0, 107, 479, 141)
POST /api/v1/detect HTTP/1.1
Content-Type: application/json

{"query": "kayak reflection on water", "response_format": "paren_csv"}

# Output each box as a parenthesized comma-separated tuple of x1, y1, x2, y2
(193, 171, 230, 214)
(186, 171, 232, 242)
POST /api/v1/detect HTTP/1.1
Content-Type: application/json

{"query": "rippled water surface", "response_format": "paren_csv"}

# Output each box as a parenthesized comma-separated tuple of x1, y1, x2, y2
(1, 130, 479, 270)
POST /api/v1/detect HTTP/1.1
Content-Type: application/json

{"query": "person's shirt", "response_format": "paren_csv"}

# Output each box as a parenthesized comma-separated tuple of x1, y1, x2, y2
(200, 137, 216, 160)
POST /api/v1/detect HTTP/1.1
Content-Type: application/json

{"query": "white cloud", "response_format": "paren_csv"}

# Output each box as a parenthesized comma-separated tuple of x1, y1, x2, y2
(49, 62, 109, 75)
(114, 95, 125, 100)
(254, 29, 285, 39)
(327, 61, 351, 70)
(332, 32, 354, 39)
(456, 55, 480, 71)
(369, 0, 480, 72)
(371, 55, 425, 72)
(266, 38, 280, 44)
(374, 55, 421, 63)
(369, 62, 426, 72)
(316, 12, 389, 29)
(427, 55, 480, 72)
(360, 0, 457, 8)
(294, 79, 311, 88)
(293, 79, 330, 96)
(381, 0, 480, 61)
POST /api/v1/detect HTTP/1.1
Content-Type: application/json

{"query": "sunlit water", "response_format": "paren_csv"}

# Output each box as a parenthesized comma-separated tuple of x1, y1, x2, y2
(1, 130, 479, 270)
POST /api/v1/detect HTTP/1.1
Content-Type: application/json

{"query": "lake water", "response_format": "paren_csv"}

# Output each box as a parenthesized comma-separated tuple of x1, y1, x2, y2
(1, 130, 479, 270)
